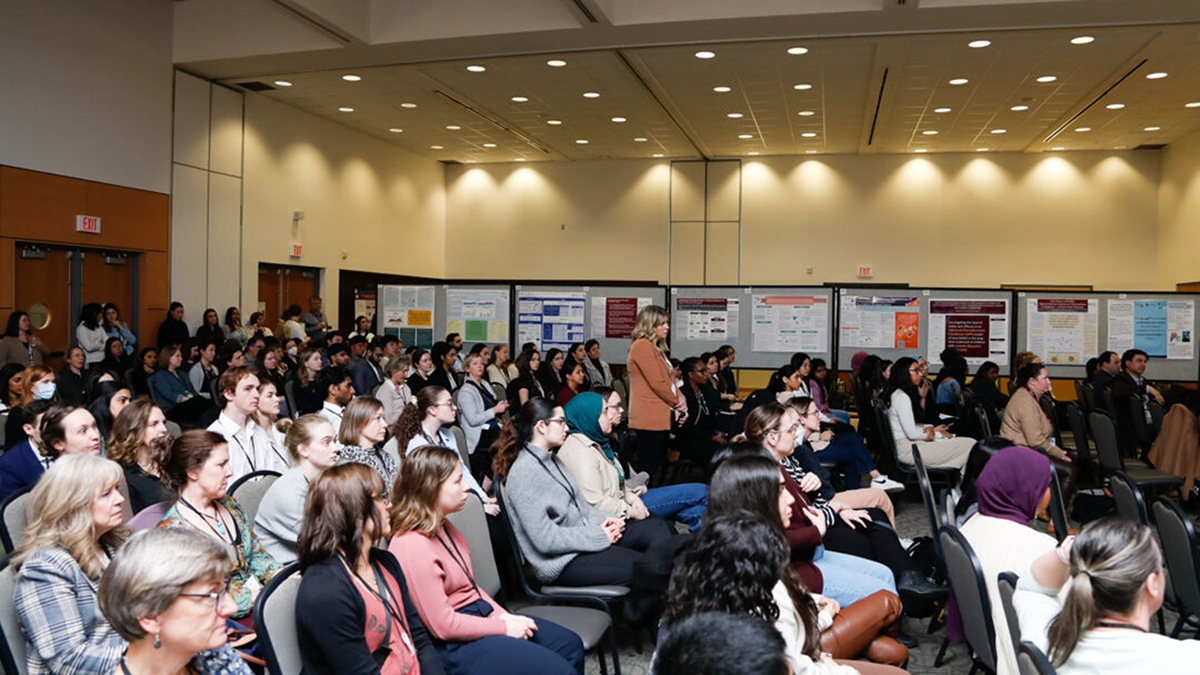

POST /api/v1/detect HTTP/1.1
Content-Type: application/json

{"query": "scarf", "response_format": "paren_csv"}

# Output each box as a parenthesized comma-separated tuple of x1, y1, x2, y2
(975, 445, 1052, 525)
(563, 392, 624, 484)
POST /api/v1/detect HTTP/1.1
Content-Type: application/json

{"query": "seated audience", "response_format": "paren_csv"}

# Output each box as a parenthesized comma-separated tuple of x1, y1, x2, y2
(390, 446, 585, 675)
(348, 315, 375, 342)
(676, 357, 727, 471)
(458, 353, 510, 478)
(128, 347, 158, 400)
(934, 355, 968, 419)
(1, 311, 50, 367)
(0, 399, 55, 501)
(714, 345, 738, 399)
(809, 358, 850, 425)
(255, 415, 339, 564)
(292, 346, 325, 414)
(349, 335, 385, 396)
(5, 364, 55, 448)
(188, 341, 220, 401)
(1089, 350, 1120, 394)
(790, 387, 902, 493)
(207, 366, 288, 480)
(884, 357, 974, 474)
(149, 345, 210, 426)
(1111, 348, 1163, 450)
(195, 308, 225, 346)
(538, 348, 565, 398)
(505, 349, 544, 408)
(281, 304, 306, 343)
(87, 380, 132, 443)
(429, 341, 460, 394)
(156, 303, 189, 350)
(252, 377, 289, 458)
(94, 337, 131, 384)
(2, 362, 26, 408)
(486, 344, 516, 388)
(106, 399, 172, 514)
(246, 311, 272, 339)
(389, 386, 494, 512)
(102, 304, 137, 357)
(157, 430, 282, 619)
(968, 361, 1009, 412)
(223, 306, 246, 346)
(652, 612, 790, 675)
(1000, 362, 1066, 460)
(317, 365, 355, 437)
(335, 396, 397, 485)
(295, 463, 444, 674)
(559, 391, 707, 531)
(378, 354, 413, 426)
(408, 347, 436, 394)
(582, 339, 613, 388)
(97, 528, 252, 675)
(56, 346, 87, 405)
(555, 361, 587, 406)
(13, 454, 128, 674)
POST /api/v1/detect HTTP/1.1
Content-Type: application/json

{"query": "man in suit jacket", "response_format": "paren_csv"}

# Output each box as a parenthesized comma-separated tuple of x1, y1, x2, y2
(1110, 349, 1164, 452)
(0, 400, 54, 501)
(1090, 350, 1120, 393)
(347, 336, 383, 397)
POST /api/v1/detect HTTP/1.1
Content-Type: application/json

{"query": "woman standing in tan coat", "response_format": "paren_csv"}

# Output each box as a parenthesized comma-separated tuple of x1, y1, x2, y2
(626, 305, 687, 477)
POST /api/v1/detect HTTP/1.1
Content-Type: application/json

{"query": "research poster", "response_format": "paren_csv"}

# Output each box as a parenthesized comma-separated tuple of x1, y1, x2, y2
(927, 299, 1009, 367)
(590, 296, 652, 339)
(1107, 298, 1194, 360)
(676, 297, 740, 341)
(446, 288, 510, 344)
(1025, 298, 1098, 365)
(517, 291, 586, 352)
(379, 285, 435, 348)
(838, 296, 921, 349)
(751, 295, 829, 353)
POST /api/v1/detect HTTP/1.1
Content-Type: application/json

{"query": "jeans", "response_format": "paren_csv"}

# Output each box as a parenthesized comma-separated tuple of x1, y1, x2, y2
(435, 599, 584, 675)
(813, 546, 897, 607)
(816, 432, 879, 489)
(640, 483, 707, 531)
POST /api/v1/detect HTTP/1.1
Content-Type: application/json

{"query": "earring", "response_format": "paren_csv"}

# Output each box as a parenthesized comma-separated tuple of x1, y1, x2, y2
(153, 633, 161, 649)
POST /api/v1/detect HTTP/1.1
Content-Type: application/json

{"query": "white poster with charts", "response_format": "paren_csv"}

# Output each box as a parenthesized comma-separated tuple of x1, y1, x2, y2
(1025, 298, 1098, 365)
(751, 295, 829, 353)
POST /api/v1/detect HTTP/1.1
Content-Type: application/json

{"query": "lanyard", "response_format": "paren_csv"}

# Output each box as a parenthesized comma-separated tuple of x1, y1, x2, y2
(226, 424, 257, 472)
(437, 528, 484, 603)
(179, 497, 243, 567)
(342, 556, 414, 656)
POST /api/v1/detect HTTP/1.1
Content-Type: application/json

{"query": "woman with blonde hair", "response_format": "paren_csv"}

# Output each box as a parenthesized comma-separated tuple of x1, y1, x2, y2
(106, 399, 171, 513)
(390, 445, 584, 675)
(13, 454, 128, 674)
(251, 377, 291, 462)
(336, 395, 397, 485)
(254, 414, 340, 564)
(626, 305, 687, 476)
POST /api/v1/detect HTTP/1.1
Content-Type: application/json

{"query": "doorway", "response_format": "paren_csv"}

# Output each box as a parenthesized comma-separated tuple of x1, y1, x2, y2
(257, 263, 320, 332)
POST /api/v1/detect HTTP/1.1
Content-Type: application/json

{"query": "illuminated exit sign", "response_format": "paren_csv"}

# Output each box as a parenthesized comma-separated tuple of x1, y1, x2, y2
(76, 215, 101, 234)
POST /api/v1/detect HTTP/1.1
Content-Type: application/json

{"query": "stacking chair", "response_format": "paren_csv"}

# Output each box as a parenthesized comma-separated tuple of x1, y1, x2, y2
(283, 379, 300, 419)
(128, 501, 171, 532)
(939, 526, 998, 675)
(1072, 380, 1086, 411)
(254, 562, 303, 675)
(1079, 382, 1097, 414)
(1063, 402, 1100, 487)
(449, 426, 472, 469)
(1018, 641, 1057, 675)
(0, 486, 33, 554)
(0, 558, 27, 675)
(1129, 393, 1156, 453)
(1087, 411, 1182, 492)
(997, 572, 1023, 671)
(1108, 471, 1148, 525)
(228, 470, 282, 522)
(448, 494, 618, 672)
(1152, 497, 1200, 638)
(1046, 471, 1070, 544)
(870, 398, 957, 492)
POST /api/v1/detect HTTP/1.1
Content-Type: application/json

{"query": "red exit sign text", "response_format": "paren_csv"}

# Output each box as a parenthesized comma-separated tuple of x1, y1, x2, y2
(76, 215, 101, 234)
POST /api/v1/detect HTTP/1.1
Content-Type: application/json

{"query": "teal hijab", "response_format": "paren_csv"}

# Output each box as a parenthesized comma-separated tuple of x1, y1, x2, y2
(564, 392, 624, 482)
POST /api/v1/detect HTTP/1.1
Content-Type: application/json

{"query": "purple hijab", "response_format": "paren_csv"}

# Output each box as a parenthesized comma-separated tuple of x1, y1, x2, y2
(850, 351, 870, 375)
(975, 446, 1053, 525)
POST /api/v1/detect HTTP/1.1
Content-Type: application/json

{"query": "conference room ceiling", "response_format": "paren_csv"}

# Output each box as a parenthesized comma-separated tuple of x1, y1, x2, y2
(225, 23, 1200, 163)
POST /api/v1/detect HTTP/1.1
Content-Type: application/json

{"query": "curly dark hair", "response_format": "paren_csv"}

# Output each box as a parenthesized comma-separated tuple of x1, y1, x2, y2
(662, 510, 821, 660)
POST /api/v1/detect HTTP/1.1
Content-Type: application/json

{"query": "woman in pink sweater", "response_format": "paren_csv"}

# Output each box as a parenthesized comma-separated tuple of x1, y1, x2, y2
(389, 445, 585, 675)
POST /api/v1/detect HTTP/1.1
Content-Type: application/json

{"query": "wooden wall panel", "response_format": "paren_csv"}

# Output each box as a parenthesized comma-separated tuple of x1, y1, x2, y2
(140, 251, 170, 351)
(84, 182, 169, 251)
(0, 237, 14, 313)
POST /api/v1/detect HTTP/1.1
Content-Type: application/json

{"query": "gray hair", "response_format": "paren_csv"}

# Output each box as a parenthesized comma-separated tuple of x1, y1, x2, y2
(98, 529, 233, 641)
(385, 354, 411, 376)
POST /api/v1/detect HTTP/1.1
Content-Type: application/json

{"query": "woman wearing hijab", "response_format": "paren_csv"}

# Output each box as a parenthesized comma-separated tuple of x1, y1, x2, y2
(957, 446, 1058, 675)
(558, 392, 707, 531)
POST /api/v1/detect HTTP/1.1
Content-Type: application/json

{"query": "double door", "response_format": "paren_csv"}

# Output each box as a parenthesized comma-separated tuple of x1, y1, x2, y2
(257, 263, 320, 332)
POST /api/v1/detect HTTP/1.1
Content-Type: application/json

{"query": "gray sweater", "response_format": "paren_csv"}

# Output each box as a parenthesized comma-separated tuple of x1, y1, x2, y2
(504, 442, 611, 582)
(253, 466, 308, 564)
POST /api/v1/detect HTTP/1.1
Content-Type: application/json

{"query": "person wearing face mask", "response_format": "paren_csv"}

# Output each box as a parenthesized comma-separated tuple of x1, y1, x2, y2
(335, 396, 396, 486)
(0, 399, 55, 501)
(255, 415, 340, 564)
(5, 365, 57, 449)
(107, 399, 172, 514)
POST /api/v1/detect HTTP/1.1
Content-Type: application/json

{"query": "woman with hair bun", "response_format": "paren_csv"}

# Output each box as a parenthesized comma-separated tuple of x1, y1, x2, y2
(254, 414, 339, 564)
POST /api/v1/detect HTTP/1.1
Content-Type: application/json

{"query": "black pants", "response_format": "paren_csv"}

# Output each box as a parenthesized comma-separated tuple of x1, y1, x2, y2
(632, 429, 670, 477)
(470, 427, 501, 481)
(822, 508, 917, 580)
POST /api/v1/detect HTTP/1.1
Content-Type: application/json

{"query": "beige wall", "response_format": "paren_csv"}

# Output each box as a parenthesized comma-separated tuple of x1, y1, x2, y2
(241, 95, 447, 324)
(1158, 126, 1200, 289)
(444, 151, 1162, 289)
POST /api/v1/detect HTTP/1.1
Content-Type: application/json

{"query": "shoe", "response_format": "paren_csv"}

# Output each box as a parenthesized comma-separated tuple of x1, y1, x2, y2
(896, 632, 919, 649)
(896, 569, 945, 601)
(898, 537, 915, 551)
(871, 475, 905, 494)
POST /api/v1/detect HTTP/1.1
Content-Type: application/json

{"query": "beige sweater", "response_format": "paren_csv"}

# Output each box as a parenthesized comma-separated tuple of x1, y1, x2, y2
(556, 432, 634, 518)
(1000, 388, 1065, 459)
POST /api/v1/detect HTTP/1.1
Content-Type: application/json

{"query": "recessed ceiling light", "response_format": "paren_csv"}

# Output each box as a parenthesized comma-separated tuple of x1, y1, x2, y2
(1146, 72, 1168, 80)
(922, 130, 939, 135)
(1144, 126, 1162, 131)
(1113, 145, 1127, 150)
(611, 117, 627, 123)
(401, 103, 417, 108)
(430, 145, 443, 150)
(748, 151, 760, 155)
(1186, 102, 1200, 108)
(466, 65, 486, 72)
(1074, 127, 1091, 132)
(727, 112, 743, 118)
(738, 134, 753, 139)
(695, 51, 716, 59)
(1036, 75, 1057, 83)
(968, 40, 991, 48)
(934, 107, 952, 113)
(713, 86, 732, 93)
(546, 119, 562, 125)
(949, 78, 969, 85)
(1011, 105, 1030, 111)
(547, 59, 566, 67)
(1071, 36, 1095, 45)
(915, 149, 929, 153)
(793, 83, 813, 90)
(634, 137, 648, 142)
(511, 96, 528, 103)
(515, 158, 526, 162)
(787, 47, 809, 55)
(338, 107, 354, 112)
(483, 143, 496, 148)
(342, 74, 361, 82)
(976, 148, 989, 152)
(653, 153, 664, 157)
(1051, 147, 1065, 151)
(798, 110, 815, 116)
(575, 139, 589, 144)
(991, 129, 1007, 134)
(388, 128, 403, 133)
(806, 150, 817, 154)
(583, 92, 600, 98)
(1106, 103, 1126, 110)
(273, 80, 292, 87)
(801, 132, 817, 138)
(464, 160, 477, 164)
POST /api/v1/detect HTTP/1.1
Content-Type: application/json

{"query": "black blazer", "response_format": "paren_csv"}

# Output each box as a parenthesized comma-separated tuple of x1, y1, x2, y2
(427, 367, 456, 393)
(296, 549, 444, 675)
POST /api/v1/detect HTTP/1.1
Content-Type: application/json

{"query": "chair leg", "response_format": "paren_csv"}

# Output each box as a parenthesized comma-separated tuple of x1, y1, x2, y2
(968, 663, 979, 675)
(935, 637, 950, 667)
(1172, 614, 1187, 639)
(597, 641, 608, 675)
(610, 625, 622, 675)
(1158, 608, 1166, 635)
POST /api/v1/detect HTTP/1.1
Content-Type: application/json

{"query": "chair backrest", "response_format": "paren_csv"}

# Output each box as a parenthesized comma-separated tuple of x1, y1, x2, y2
(1101, 387, 1117, 418)
(1018, 640, 1057, 675)
(1063, 402, 1091, 462)
(997, 571, 1023, 665)
(972, 403, 993, 439)
(1129, 392, 1151, 447)
(939, 525, 997, 672)
(445, 494, 503, 597)
(490, 381, 508, 406)
(1149, 400, 1166, 438)
(449, 426, 471, 468)
(228, 470, 282, 523)
(1152, 497, 1200, 617)
(128, 501, 171, 532)
(254, 562, 302, 675)
(0, 560, 28, 675)
(165, 420, 183, 438)
(0, 487, 33, 554)
(494, 480, 544, 598)
(1080, 382, 1097, 414)
(1073, 380, 1085, 410)
(913, 445, 945, 560)
(1087, 410, 1124, 474)
(870, 397, 903, 467)
(1108, 471, 1147, 525)
(283, 379, 299, 420)
(1047, 470, 1070, 544)
(941, 489, 957, 530)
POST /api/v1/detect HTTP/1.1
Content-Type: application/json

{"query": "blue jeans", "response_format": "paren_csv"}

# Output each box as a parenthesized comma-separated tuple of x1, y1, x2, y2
(435, 599, 585, 675)
(813, 546, 896, 607)
(816, 432, 879, 489)
(640, 483, 707, 531)
(829, 409, 852, 425)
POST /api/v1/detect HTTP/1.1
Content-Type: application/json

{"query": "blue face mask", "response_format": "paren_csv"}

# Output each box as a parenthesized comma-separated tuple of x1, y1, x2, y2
(34, 381, 56, 400)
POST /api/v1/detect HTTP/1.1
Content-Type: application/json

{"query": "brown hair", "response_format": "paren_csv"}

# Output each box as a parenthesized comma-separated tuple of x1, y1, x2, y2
(389, 445, 461, 537)
(296, 463, 386, 570)
(39, 404, 87, 458)
(743, 403, 789, 446)
(16, 365, 53, 407)
(216, 365, 256, 408)
(159, 430, 227, 493)
(284, 414, 333, 464)
(390, 386, 447, 456)
(106, 399, 166, 469)
(157, 344, 181, 370)
(339, 396, 383, 446)
(297, 347, 321, 386)
(492, 397, 557, 480)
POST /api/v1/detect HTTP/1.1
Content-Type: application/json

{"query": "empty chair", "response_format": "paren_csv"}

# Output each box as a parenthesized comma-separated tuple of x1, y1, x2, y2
(127, 501, 171, 532)
(0, 487, 32, 554)
(254, 562, 302, 675)
(1046, 471, 1071, 544)
(0, 561, 27, 675)
(1018, 640, 1057, 675)
(1063, 402, 1100, 487)
(1108, 471, 1148, 525)
(227, 469, 282, 523)
(997, 572, 1023, 667)
(1087, 410, 1182, 491)
(1152, 497, 1200, 638)
(939, 525, 997, 675)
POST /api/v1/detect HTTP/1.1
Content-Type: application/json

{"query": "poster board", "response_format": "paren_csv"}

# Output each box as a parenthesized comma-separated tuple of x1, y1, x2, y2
(377, 284, 437, 348)
(669, 286, 834, 370)
(836, 287, 1015, 376)
(437, 284, 512, 350)
(1015, 291, 1200, 381)
(515, 285, 668, 364)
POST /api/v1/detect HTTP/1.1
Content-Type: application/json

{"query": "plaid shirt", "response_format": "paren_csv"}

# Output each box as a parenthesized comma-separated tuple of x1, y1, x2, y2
(14, 546, 124, 675)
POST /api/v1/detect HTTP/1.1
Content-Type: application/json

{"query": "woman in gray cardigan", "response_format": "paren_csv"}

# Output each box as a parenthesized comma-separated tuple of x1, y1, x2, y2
(254, 414, 340, 564)
(458, 353, 509, 478)
(493, 398, 681, 626)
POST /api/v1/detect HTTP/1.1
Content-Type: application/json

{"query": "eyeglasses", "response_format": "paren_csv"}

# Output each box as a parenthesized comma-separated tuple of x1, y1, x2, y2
(372, 492, 392, 504)
(773, 423, 802, 436)
(603, 403, 623, 412)
(179, 581, 232, 613)
(547, 417, 568, 427)
(435, 400, 457, 409)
